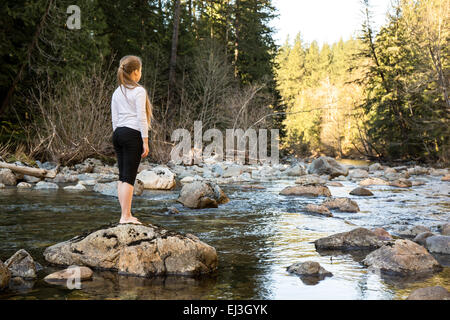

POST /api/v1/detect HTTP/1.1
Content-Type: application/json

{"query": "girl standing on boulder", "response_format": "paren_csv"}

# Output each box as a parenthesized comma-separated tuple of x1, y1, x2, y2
(111, 55, 153, 224)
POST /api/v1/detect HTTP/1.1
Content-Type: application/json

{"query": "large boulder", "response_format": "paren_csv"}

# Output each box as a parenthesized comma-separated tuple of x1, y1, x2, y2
(136, 166, 176, 190)
(0, 260, 11, 290)
(307, 156, 349, 178)
(314, 228, 384, 250)
(362, 239, 442, 276)
(4, 249, 38, 279)
(321, 197, 360, 213)
(43, 223, 218, 277)
(407, 286, 450, 300)
(177, 181, 229, 209)
(279, 185, 331, 197)
(425, 235, 450, 254)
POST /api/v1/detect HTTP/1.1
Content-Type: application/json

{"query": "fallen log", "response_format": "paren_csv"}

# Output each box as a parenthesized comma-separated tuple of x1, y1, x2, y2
(0, 161, 58, 179)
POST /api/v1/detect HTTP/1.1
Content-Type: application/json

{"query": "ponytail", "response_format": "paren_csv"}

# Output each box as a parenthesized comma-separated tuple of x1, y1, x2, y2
(117, 55, 153, 129)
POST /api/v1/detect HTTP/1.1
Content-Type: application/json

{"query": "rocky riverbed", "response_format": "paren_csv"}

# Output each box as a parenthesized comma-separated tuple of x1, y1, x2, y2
(0, 156, 449, 299)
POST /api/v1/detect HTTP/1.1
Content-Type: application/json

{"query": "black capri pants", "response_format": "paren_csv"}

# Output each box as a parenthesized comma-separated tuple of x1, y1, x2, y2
(113, 126, 143, 186)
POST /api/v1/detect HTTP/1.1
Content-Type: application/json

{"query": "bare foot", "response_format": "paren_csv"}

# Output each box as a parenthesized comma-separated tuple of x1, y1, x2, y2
(119, 216, 142, 225)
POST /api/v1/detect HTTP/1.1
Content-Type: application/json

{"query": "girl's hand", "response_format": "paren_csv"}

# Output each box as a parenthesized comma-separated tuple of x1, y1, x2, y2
(141, 142, 149, 158)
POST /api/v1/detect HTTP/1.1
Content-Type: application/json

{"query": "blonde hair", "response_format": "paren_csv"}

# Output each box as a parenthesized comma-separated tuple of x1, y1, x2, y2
(117, 55, 153, 129)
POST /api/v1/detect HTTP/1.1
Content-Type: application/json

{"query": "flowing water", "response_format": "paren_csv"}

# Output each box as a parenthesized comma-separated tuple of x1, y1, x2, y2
(0, 159, 449, 300)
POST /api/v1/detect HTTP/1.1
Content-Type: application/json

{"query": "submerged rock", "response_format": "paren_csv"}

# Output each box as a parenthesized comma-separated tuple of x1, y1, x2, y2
(43, 223, 218, 277)
(321, 197, 360, 213)
(177, 181, 229, 209)
(314, 228, 383, 250)
(362, 239, 442, 276)
(425, 235, 450, 254)
(287, 261, 333, 278)
(407, 286, 450, 300)
(136, 166, 176, 190)
(279, 185, 331, 197)
(44, 266, 93, 282)
(4, 249, 38, 279)
(0, 260, 11, 290)
(307, 156, 349, 178)
(63, 183, 87, 191)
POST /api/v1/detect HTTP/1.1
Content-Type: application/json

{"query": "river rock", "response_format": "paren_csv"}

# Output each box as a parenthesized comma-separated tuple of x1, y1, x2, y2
(307, 156, 349, 178)
(0, 168, 17, 186)
(362, 239, 442, 276)
(279, 185, 331, 197)
(413, 232, 435, 246)
(93, 166, 119, 175)
(287, 261, 333, 277)
(321, 197, 359, 212)
(389, 178, 412, 188)
(17, 182, 32, 189)
(314, 228, 383, 250)
(0, 183, 5, 188)
(425, 235, 450, 254)
(429, 168, 447, 176)
(35, 181, 59, 190)
(0, 260, 11, 290)
(4, 249, 38, 279)
(23, 174, 41, 183)
(397, 225, 431, 238)
(411, 179, 427, 186)
(369, 163, 383, 172)
(442, 174, 450, 182)
(295, 175, 326, 186)
(348, 169, 369, 180)
(285, 164, 307, 176)
(223, 166, 243, 178)
(44, 266, 93, 281)
(177, 181, 229, 209)
(52, 173, 79, 183)
(371, 228, 393, 241)
(349, 187, 373, 196)
(407, 166, 429, 176)
(305, 204, 332, 217)
(43, 223, 218, 276)
(136, 166, 176, 190)
(327, 181, 344, 187)
(359, 177, 389, 186)
(407, 286, 450, 300)
(63, 183, 87, 191)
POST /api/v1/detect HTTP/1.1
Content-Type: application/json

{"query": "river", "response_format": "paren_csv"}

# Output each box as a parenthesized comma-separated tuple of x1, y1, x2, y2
(0, 159, 449, 299)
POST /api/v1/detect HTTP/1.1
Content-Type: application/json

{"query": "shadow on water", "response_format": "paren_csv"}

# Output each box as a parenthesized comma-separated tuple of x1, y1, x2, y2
(0, 159, 449, 299)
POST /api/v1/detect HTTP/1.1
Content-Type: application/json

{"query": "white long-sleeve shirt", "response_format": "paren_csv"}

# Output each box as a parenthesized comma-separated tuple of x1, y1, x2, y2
(111, 85, 149, 138)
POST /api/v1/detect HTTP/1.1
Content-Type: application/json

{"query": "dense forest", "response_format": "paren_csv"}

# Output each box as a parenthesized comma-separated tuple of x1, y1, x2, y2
(0, 0, 448, 166)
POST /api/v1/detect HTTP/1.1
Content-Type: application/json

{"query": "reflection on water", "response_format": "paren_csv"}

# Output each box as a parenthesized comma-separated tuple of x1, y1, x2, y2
(0, 159, 449, 299)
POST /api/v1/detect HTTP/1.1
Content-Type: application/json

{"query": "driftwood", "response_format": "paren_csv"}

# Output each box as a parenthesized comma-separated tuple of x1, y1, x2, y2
(0, 161, 58, 178)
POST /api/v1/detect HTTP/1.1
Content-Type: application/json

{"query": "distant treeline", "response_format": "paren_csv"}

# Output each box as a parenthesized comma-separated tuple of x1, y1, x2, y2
(276, 0, 449, 164)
